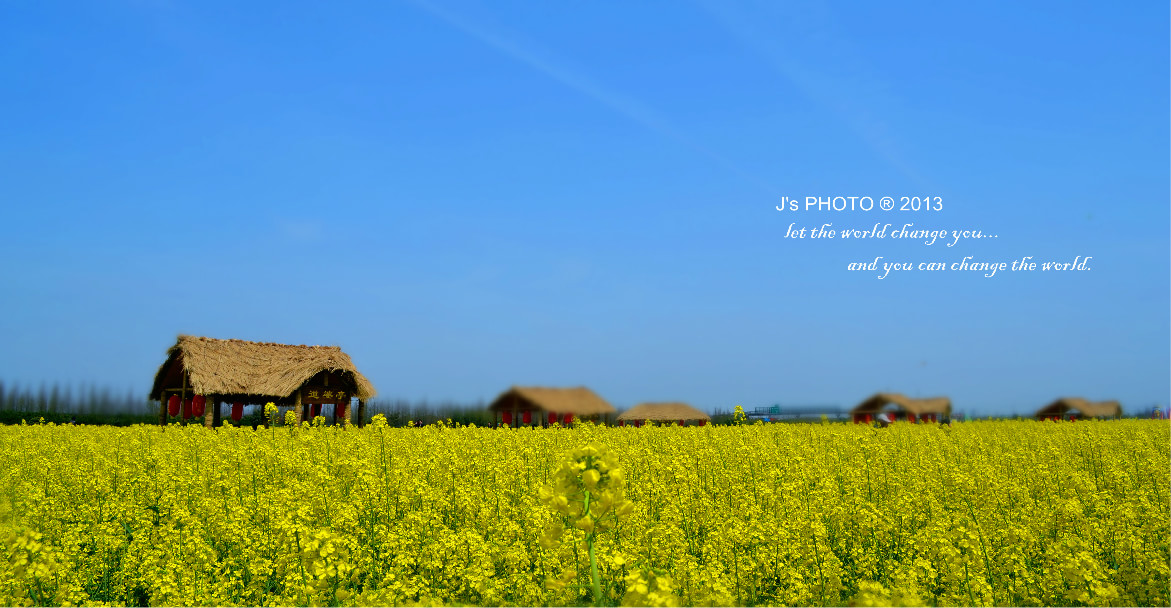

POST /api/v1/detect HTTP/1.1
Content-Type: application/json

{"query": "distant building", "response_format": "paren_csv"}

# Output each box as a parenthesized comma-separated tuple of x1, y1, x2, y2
(488, 386, 616, 427)
(149, 335, 376, 427)
(747, 404, 847, 422)
(618, 402, 710, 427)
(1034, 397, 1120, 421)
(850, 392, 951, 424)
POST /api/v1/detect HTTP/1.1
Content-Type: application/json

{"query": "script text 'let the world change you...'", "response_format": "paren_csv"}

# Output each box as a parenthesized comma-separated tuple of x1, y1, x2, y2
(776, 196, 1094, 280)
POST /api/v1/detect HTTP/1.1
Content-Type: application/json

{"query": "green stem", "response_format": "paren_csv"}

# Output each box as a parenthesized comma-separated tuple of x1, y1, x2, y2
(294, 530, 308, 607)
(589, 535, 601, 606)
(585, 490, 602, 605)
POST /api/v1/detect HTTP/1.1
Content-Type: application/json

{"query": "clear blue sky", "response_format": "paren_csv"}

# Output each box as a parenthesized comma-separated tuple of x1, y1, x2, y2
(1, 1, 1167, 417)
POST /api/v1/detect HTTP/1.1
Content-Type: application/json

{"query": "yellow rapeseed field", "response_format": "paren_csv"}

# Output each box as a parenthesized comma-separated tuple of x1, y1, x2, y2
(0, 417, 1165, 607)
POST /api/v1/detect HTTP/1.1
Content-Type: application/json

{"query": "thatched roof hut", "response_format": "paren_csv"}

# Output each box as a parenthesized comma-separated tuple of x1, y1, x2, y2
(150, 335, 376, 427)
(617, 402, 710, 425)
(851, 392, 951, 422)
(488, 386, 615, 426)
(1035, 397, 1121, 420)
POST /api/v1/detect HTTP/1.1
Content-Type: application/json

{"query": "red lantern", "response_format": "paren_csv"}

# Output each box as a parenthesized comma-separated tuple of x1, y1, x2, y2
(563, 413, 573, 425)
(679, 419, 685, 426)
(231, 402, 243, 421)
(618, 420, 626, 427)
(522, 410, 532, 425)
(167, 395, 180, 417)
(192, 395, 206, 417)
(908, 413, 916, 423)
(548, 412, 557, 425)
(502, 411, 513, 425)
(311, 403, 321, 418)
(699, 420, 707, 426)
(864, 414, 872, 423)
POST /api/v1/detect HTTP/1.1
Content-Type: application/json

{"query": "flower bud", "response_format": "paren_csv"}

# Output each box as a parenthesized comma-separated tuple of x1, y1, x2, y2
(583, 469, 601, 491)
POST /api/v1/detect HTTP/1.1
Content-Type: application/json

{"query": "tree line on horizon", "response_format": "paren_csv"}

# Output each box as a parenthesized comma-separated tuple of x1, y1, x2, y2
(4, 380, 1151, 426)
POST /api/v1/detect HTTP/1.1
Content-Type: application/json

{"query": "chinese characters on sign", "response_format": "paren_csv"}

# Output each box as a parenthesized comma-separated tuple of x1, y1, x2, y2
(302, 387, 349, 404)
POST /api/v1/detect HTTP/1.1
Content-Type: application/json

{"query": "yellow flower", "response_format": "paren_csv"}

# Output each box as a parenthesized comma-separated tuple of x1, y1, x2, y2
(0, 418, 1162, 607)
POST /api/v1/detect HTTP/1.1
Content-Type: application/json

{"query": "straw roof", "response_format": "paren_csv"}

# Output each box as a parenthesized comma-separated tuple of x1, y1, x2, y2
(1035, 397, 1121, 418)
(149, 335, 376, 401)
(488, 386, 616, 416)
(851, 392, 952, 416)
(617, 402, 710, 422)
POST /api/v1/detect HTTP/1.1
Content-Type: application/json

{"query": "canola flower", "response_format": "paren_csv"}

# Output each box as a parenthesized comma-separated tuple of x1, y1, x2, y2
(538, 441, 637, 605)
(0, 419, 1164, 606)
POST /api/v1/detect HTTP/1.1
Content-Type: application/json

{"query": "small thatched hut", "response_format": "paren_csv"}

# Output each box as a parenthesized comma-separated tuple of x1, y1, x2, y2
(488, 386, 616, 427)
(617, 402, 710, 427)
(1035, 397, 1121, 421)
(150, 335, 377, 428)
(851, 392, 951, 423)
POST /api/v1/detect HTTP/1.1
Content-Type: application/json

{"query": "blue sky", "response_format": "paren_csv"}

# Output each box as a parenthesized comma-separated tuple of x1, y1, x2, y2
(1, 1, 1167, 417)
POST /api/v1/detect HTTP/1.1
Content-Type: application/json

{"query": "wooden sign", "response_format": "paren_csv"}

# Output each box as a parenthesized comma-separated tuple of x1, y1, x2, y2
(302, 387, 350, 404)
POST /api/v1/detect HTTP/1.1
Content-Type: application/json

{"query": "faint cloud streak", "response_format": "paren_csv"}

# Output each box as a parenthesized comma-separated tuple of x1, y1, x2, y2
(407, 0, 781, 196)
(695, 0, 930, 187)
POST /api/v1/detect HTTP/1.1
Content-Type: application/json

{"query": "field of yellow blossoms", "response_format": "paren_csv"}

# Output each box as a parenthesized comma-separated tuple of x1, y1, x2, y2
(0, 417, 1165, 607)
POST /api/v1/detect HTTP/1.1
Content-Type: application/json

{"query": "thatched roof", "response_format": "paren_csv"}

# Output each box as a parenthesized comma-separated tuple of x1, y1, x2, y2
(1035, 397, 1121, 418)
(851, 392, 951, 416)
(618, 402, 710, 422)
(488, 386, 616, 416)
(149, 335, 376, 401)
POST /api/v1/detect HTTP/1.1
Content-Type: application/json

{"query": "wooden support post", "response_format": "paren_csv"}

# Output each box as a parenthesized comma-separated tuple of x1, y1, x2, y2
(180, 375, 188, 427)
(340, 401, 352, 427)
(294, 390, 303, 425)
(158, 396, 167, 426)
(204, 395, 216, 428)
(357, 400, 366, 428)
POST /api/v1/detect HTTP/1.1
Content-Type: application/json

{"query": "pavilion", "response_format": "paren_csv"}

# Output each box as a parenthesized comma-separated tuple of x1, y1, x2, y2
(149, 335, 376, 427)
